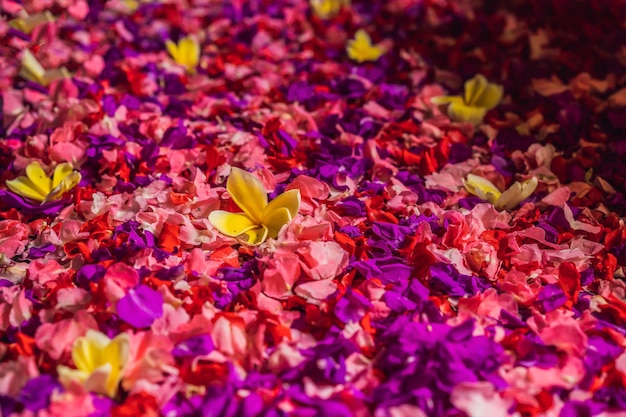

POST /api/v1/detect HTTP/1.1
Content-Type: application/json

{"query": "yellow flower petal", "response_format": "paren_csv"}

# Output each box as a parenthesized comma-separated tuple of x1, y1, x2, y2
(52, 163, 74, 188)
(448, 101, 488, 125)
(57, 365, 89, 386)
(9, 11, 54, 34)
(263, 189, 300, 220)
(226, 168, 268, 223)
(178, 37, 200, 70)
(5, 177, 47, 201)
(496, 177, 538, 211)
(239, 225, 269, 246)
(464, 74, 489, 106)
(347, 30, 384, 63)
(463, 174, 502, 204)
(310, 0, 347, 19)
(84, 364, 114, 397)
(102, 334, 130, 397)
(263, 207, 293, 239)
(26, 162, 52, 195)
(45, 171, 81, 203)
(473, 82, 504, 110)
(165, 40, 180, 63)
(20, 50, 46, 85)
(208, 210, 258, 237)
(71, 337, 97, 373)
(65, 331, 129, 398)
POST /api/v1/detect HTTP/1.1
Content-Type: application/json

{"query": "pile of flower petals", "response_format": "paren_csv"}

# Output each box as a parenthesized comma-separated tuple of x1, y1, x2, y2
(2, 0, 626, 416)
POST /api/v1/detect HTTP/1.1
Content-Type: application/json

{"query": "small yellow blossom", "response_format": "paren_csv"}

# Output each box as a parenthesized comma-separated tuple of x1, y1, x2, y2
(463, 173, 538, 211)
(6, 161, 81, 203)
(346, 29, 385, 63)
(9, 11, 55, 34)
(57, 330, 130, 398)
(310, 0, 349, 19)
(165, 36, 200, 72)
(209, 168, 301, 245)
(431, 74, 503, 125)
(20, 50, 70, 87)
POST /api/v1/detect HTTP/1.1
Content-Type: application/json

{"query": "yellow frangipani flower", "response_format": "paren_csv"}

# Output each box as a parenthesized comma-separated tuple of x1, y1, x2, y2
(9, 11, 55, 34)
(20, 50, 70, 87)
(310, 0, 349, 19)
(6, 161, 81, 203)
(165, 36, 200, 72)
(463, 174, 538, 211)
(346, 29, 385, 63)
(431, 74, 503, 125)
(57, 330, 130, 398)
(209, 168, 301, 245)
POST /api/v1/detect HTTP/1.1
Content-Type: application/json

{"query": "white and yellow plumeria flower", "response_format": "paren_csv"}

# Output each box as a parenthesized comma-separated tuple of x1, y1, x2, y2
(310, 0, 349, 19)
(209, 168, 300, 245)
(6, 161, 81, 203)
(20, 50, 70, 87)
(165, 36, 200, 72)
(57, 330, 130, 398)
(431, 74, 503, 125)
(347, 30, 385, 63)
(463, 174, 538, 211)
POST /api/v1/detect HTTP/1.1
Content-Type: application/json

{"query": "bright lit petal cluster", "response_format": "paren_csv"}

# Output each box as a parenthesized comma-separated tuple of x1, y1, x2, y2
(209, 168, 300, 245)
(310, 0, 349, 19)
(6, 161, 81, 203)
(431, 74, 503, 125)
(57, 330, 130, 398)
(165, 36, 200, 72)
(463, 174, 538, 211)
(346, 29, 385, 63)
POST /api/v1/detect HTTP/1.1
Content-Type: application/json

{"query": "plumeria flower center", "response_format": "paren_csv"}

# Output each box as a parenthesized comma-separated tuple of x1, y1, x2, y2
(431, 74, 503, 125)
(57, 330, 130, 398)
(463, 173, 538, 211)
(346, 30, 385, 63)
(209, 167, 301, 245)
(6, 161, 81, 204)
(165, 36, 200, 73)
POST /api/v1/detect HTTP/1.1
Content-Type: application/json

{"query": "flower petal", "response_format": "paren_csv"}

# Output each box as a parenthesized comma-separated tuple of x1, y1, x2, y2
(226, 168, 268, 223)
(52, 163, 74, 188)
(103, 333, 130, 374)
(496, 177, 538, 211)
(263, 189, 300, 220)
(20, 50, 46, 85)
(6, 177, 48, 201)
(72, 336, 98, 372)
(209, 210, 258, 237)
(447, 101, 488, 125)
(84, 363, 114, 397)
(165, 40, 180, 63)
(463, 174, 502, 204)
(431, 95, 464, 106)
(9, 11, 54, 34)
(464, 74, 489, 106)
(347, 30, 383, 63)
(474, 82, 504, 110)
(263, 207, 293, 239)
(178, 37, 200, 70)
(26, 162, 52, 195)
(45, 172, 81, 203)
(239, 225, 269, 246)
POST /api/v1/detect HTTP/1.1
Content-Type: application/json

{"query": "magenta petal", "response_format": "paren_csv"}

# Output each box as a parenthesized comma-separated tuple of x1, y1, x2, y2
(116, 285, 164, 328)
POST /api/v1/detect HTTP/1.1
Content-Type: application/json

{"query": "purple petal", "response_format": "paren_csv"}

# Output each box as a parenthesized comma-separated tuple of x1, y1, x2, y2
(116, 284, 164, 328)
